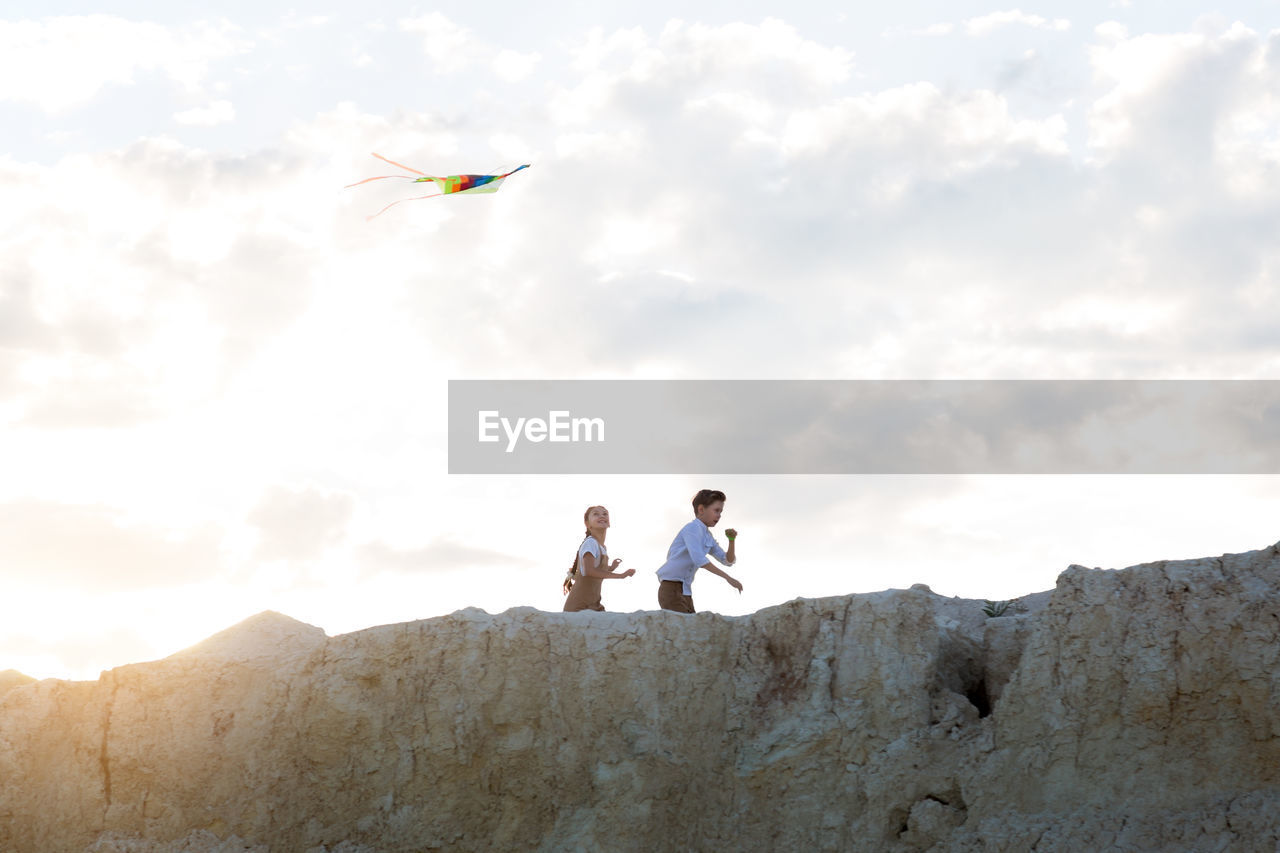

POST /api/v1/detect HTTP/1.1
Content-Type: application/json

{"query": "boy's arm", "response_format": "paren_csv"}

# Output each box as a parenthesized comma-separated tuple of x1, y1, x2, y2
(699, 561, 743, 592)
(708, 529, 737, 566)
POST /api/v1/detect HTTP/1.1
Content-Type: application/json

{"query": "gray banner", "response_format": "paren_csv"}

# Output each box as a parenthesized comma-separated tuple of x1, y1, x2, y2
(447, 380, 1280, 474)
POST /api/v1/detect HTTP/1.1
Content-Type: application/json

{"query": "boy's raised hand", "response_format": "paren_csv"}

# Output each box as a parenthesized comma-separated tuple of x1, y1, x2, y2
(725, 528, 738, 539)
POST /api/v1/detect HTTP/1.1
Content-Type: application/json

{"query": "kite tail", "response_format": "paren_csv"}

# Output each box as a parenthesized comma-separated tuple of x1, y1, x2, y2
(370, 152, 427, 176)
(344, 153, 437, 189)
(365, 191, 444, 221)
(344, 174, 420, 189)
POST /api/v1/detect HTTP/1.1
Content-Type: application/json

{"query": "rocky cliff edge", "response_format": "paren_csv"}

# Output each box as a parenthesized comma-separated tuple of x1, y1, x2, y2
(3, 543, 1279, 852)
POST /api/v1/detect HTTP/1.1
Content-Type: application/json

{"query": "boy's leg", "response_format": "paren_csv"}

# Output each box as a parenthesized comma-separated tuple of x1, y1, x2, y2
(658, 580, 695, 613)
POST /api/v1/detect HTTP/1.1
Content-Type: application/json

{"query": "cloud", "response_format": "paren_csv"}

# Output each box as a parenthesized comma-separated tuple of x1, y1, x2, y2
(0, 137, 328, 430)
(20, 370, 163, 428)
(553, 18, 853, 127)
(394, 14, 541, 84)
(0, 501, 222, 591)
(0, 15, 244, 113)
(359, 539, 537, 574)
(4, 14, 1277, 412)
(964, 10, 1071, 36)
(776, 83, 1068, 163)
(493, 49, 541, 82)
(898, 23, 956, 37)
(1087, 21, 1269, 166)
(247, 485, 354, 562)
(174, 99, 236, 127)
(901, 11, 1070, 39)
(399, 12, 484, 74)
(1078, 22, 1280, 356)
(0, 255, 162, 428)
(21, 13, 1048, 398)
(0, 20, 1276, 489)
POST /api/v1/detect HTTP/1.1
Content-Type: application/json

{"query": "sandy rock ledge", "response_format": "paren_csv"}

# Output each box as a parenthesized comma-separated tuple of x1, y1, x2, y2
(3, 544, 1280, 852)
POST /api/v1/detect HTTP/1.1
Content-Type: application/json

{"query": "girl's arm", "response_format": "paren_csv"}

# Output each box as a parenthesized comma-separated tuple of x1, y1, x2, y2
(581, 553, 636, 579)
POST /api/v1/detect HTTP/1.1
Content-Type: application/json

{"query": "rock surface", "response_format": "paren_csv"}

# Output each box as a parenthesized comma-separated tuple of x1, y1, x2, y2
(0, 669, 34, 698)
(3, 544, 1280, 852)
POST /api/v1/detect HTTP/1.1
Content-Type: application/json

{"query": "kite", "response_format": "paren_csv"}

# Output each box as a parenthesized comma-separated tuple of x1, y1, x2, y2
(345, 153, 530, 220)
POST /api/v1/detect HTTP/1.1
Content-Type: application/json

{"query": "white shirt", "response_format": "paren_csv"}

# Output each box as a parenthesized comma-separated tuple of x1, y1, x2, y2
(655, 518, 729, 596)
(577, 536, 607, 576)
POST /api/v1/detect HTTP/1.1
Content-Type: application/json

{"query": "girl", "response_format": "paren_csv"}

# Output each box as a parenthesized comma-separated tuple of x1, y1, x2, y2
(563, 505, 636, 612)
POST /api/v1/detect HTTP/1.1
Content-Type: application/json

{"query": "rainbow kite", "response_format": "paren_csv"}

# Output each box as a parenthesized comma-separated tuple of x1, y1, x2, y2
(345, 153, 530, 220)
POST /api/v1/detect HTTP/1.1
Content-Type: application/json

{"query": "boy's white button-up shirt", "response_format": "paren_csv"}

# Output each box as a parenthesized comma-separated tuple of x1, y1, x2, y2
(655, 519, 728, 596)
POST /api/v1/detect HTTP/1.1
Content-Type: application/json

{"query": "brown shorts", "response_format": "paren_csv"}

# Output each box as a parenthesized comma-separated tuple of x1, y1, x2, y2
(658, 580, 695, 613)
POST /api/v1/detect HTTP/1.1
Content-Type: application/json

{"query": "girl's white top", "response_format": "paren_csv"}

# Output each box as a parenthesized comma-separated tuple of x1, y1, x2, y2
(577, 536, 606, 576)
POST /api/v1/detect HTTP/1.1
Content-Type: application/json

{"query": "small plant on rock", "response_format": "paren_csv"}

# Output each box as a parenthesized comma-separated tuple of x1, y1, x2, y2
(982, 599, 1012, 617)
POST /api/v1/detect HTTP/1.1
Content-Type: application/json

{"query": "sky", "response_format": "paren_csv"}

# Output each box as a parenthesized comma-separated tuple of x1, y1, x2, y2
(1, 1, 1278, 680)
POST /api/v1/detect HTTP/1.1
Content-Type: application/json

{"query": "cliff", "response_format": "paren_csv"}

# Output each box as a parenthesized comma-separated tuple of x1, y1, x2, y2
(3, 543, 1280, 852)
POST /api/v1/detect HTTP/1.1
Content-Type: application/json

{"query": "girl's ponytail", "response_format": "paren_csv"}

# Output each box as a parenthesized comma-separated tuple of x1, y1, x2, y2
(563, 531, 590, 595)
(564, 505, 601, 595)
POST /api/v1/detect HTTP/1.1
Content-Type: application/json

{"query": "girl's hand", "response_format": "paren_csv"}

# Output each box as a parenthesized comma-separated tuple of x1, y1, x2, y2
(727, 576, 743, 593)
(621, 568, 636, 578)
(608, 558, 622, 570)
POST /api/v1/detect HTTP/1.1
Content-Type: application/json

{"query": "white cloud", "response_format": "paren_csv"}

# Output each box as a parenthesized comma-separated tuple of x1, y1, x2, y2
(399, 13, 548, 84)
(684, 91, 776, 126)
(777, 84, 1069, 168)
(903, 23, 956, 37)
(1095, 21, 1129, 41)
(248, 485, 354, 562)
(965, 10, 1071, 36)
(360, 538, 536, 574)
(0, 15, 243, 112)
(1087, 21, 1272, 173)
(281, 13, 331, 30)
(667, 18, 853, 86)
(488, 132, 532, 162)
(903, 11, 1070, 39)
(0, 500, 222, 591)
(399, 12, 482, 74)
(493, 49, 541, 82)
(553, 18, 853, 126)
(173, 99, 235, 126)
(0, 136, 333, 436)
(552, 129, 643, 159)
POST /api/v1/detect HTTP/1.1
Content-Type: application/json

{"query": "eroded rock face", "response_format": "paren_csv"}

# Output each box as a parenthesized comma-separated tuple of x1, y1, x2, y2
(0, 669, 34, 698)
(3, 544, 1280, 852)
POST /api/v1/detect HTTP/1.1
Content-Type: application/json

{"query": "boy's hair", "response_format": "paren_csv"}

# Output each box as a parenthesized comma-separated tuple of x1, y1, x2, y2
(692, 489, 726, 512)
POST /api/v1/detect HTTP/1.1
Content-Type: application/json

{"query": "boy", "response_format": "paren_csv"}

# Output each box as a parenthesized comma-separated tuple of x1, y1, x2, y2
(656, 489, 743, 613)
